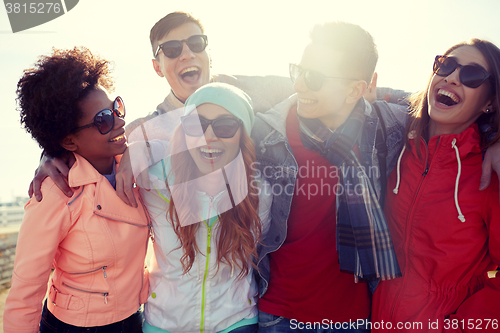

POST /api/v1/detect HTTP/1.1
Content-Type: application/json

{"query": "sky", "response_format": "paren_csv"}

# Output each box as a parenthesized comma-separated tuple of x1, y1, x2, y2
(1, 0, 500, 202)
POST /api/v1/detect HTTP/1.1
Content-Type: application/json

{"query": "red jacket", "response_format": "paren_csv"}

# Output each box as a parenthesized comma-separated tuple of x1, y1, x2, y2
(4, 154, 150, 332)
(372, 124, 500, 332)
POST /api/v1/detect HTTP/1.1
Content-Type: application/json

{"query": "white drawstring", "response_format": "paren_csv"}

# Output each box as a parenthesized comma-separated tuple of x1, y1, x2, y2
(392, 146, 406, 194)
(451, 139, 466, 222)
(230, 264, 234, 279)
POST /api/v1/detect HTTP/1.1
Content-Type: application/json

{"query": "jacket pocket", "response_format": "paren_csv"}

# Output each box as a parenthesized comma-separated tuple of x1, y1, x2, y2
(62, 282, 109, 304)
(258, 311, 286, 328)
(48, 285, 84, 311)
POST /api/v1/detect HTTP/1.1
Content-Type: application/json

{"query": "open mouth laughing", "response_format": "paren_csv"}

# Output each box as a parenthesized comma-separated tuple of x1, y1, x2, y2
(200, 147, 223, 160)
(109, 133, 126, 143)
(436, 88, 460, 107)
(298, 97, 317, 105)
(179, 67, 201, 83)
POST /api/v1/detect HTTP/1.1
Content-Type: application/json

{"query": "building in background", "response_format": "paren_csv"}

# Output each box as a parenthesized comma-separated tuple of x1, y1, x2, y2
(0, 197, 28, 227)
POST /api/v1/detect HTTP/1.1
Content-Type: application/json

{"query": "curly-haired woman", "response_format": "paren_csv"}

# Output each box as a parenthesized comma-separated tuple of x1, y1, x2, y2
(3, 47, 150, 333)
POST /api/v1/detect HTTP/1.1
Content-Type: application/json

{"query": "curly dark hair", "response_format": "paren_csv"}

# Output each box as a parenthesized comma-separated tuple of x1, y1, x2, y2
(17, 47, 114, 157)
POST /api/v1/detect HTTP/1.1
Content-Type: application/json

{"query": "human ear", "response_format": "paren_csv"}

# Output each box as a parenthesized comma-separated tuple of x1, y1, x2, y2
(60, 135, 78, 152)
(345, 80, 368, 105)
(152, 59, 164, 78)
(482, 96, 495, 114)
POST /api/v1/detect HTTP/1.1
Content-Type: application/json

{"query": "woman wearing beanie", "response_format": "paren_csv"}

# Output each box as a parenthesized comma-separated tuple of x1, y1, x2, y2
(141, 83, 272, 333)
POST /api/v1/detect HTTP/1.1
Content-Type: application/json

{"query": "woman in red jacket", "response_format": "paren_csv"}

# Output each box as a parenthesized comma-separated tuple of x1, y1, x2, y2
(372, 39, 500, 332)
(3, 47, 150, 333)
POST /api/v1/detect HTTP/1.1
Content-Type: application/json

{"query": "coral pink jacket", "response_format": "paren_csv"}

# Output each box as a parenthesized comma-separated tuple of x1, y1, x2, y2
(4, 154, 150, 332)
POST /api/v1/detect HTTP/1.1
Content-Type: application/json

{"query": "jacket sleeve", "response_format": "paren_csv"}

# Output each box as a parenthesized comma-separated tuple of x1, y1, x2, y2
(446, 177, 500, 332)
(374, 100, 410, 129)
(376, 87, 411, 105)
(257, 179, 273, 237)
(3, 183, 73, 333)
(214, 74, 295, 114)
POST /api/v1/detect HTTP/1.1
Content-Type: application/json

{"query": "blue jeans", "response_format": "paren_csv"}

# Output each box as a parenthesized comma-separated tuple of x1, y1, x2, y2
(39, 300, 143, 333)
(230, 324, 259, 333)
(258, 311, 370, 333)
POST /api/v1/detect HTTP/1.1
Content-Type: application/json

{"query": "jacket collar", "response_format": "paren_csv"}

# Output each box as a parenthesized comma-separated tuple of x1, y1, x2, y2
(68, 153, 120, 188)
(256, 94, 297, 140)
(68, 153, 149, 226)
(156, 91, 185, 115)
(409, 123, 482, 159)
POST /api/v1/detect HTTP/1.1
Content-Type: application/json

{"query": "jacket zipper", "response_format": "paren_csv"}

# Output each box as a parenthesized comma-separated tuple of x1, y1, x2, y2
(94, 212, 150, 228)
(67, 266, 107, 278)
(200, 195, 217, 333)
(95, 195, 152, 305)
(200, 221, 212, 333)
(390, 137, 439, 319)
(137, 194, 152, 305)
(62, 282, 109, 304)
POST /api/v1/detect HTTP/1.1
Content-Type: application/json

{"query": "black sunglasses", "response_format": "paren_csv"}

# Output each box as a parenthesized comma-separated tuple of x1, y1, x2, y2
(72, 96, 125, 135)
(181, 115, 242, 139)
(433, 55, 492, 89)
(155, 35, 208, 58)
(289, 63, 359, 91)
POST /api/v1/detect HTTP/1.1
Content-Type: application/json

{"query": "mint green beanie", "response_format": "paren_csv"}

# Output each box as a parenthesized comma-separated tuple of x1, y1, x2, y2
(184, 82, 254, 135)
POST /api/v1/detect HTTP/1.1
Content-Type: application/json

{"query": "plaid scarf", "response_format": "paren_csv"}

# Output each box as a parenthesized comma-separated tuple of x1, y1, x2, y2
(297, 99, 401, 286)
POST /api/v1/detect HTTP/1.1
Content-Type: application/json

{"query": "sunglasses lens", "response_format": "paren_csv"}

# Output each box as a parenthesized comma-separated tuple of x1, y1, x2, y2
(182, 116, 240, 138)
(162, 41, 183, 58)
(289, 64, 301, 83)
(213, 118, 240, 138)
(460, 66, 488, 88)
(182, 116, 205, 136)
(305, 70, 323, 91)
(289, 64, 322, 91)
(187, 35, 207, 53)
(434, 57, 457, 76)
(434, 56, 489, 88)
(94, 110, 114, 134)
(114, 97, 126, 117)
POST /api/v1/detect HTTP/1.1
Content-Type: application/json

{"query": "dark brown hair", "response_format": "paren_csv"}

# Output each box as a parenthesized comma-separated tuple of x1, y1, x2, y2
(17, 47, 113, 157)
(407, 39, 500, 155)
(150, 11, 204, 57)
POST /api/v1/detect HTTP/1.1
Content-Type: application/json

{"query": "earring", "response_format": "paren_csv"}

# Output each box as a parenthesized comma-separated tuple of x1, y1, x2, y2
(485, 108, 491, 113)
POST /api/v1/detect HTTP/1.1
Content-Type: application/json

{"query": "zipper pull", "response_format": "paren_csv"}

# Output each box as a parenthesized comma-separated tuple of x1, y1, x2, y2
(149, 225, 155, 243)
(104, 293, 108, 304)
(207, 228, 211, 254)
(422, 168, 429, 176)
(102, 266, 107, 278)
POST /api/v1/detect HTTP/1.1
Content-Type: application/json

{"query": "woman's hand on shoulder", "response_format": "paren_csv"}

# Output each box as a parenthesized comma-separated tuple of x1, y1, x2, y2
(363, 72, 391, 104)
